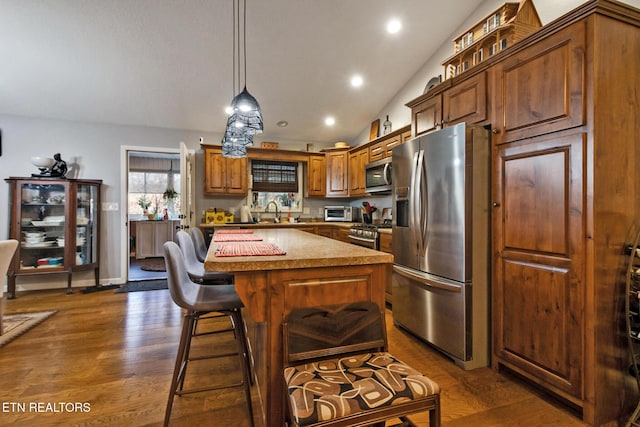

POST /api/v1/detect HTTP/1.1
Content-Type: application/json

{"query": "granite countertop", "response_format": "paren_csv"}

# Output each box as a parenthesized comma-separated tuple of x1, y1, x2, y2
(204, 228, 393, 272)
(200, 221, 356, 228)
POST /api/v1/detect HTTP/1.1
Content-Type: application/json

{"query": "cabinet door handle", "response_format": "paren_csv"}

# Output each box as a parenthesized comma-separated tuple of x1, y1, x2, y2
(492, 202, 500, 207)
(492, 128, 500, 134)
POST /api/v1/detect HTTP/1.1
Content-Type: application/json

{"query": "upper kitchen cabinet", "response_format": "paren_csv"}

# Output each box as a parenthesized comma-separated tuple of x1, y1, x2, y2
(490, 21, 585, 145)
(6, 177, 102, 298)
(203, 147, 247, 195)
(488, 1, 640, 425)
(348, 146, 368, 196)
(407, 72, 487, 137)
(368, 125, 412, 162)
(306, 153, 326, 197)
(325, 148, 349, 198)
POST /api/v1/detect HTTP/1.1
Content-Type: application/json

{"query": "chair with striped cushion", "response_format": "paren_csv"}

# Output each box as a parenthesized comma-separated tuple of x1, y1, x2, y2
(283, 302, 441, 427)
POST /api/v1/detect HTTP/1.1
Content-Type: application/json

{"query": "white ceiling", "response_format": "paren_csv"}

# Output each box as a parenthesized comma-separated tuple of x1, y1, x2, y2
(0, 0, 488, 144)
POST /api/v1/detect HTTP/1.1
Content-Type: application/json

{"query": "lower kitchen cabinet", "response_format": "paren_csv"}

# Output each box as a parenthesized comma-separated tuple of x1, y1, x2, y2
(135, 220, 179, 259)
(379, 232, 393, 304)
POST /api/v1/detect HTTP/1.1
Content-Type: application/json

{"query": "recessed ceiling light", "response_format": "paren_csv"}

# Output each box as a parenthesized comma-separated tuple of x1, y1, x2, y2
(351, 75, 363, 87)
(325, 117, 335, 126)
(276, 120, 288, 127)
(387, 19, 402, 34)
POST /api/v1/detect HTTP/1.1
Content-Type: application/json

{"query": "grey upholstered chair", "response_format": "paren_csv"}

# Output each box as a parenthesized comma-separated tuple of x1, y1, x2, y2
(175, 230, 233, 285)
(190, 227, 209, 263)
(162, 241, 253, 427)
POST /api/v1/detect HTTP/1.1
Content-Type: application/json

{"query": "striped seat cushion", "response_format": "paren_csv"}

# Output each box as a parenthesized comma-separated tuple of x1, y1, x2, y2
(284, 352, 440, 426)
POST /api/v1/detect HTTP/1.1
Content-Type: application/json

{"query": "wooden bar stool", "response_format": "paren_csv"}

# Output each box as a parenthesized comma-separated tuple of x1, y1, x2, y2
(283, 302, 440, 427)
(163, 241, 253, 427)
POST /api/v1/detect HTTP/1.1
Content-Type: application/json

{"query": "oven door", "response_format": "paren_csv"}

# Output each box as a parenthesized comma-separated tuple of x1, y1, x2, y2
(349, 234, 378, 250)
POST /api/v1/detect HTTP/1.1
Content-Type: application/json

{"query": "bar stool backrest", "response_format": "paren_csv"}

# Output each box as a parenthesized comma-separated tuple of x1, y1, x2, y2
(163, 241, 204, 310)
(175, 230, 205, 279)
(190, 228, 208, 263)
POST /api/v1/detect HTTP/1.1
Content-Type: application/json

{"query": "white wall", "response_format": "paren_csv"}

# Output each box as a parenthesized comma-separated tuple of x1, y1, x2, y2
(351, 0, 640, 145)
(0, 114, 332, 290)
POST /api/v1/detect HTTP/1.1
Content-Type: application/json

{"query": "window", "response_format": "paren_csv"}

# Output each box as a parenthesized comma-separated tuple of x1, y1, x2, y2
(500, 38, 508, 50)
(127, 155, 181, 217)
(249, 161, 303, 213)
(486, 12, 501, 32)
(460, 32, 473, 49)
(251, 160, 298, 192)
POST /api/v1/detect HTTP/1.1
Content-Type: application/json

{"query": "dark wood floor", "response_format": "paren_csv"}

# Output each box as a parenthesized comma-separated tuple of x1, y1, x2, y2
(0, 287, 589, 426)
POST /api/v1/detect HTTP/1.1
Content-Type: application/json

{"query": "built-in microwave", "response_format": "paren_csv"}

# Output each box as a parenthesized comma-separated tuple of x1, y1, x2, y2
(365, 157, 392, 193)
(324, 206, 360, 222)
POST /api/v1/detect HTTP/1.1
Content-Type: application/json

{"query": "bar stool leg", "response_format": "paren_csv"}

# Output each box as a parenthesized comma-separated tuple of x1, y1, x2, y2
(164, 310, 196, 427)
(231, 310, 255, 427)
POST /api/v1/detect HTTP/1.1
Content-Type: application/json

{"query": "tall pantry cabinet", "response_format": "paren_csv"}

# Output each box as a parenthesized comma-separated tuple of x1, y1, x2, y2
(489, 1, 640, 425)
(407, 1, 640, 424)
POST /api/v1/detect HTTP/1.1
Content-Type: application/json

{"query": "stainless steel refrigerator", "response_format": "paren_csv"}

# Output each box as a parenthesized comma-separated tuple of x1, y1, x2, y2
(391, 123, 490, 370)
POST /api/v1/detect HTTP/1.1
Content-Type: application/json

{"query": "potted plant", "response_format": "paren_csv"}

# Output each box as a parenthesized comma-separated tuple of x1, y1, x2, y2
(163, 188, 178, 201)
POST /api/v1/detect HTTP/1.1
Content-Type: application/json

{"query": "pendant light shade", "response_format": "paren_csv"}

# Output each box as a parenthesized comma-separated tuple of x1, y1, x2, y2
(228, 86, 263, 133)
(222, 0, 262, 158)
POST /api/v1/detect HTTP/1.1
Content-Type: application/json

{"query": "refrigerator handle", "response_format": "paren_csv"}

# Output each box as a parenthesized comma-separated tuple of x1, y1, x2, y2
(410, 151, 423, 255)
(415, 150, 428, 255)
(393, 264, 462, 292)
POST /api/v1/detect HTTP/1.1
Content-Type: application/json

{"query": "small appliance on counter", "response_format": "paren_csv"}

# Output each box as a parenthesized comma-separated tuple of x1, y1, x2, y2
(324, 206, 360, 222)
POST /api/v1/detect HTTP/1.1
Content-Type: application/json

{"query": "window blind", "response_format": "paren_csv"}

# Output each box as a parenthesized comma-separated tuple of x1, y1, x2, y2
(251, 160, 298, 192)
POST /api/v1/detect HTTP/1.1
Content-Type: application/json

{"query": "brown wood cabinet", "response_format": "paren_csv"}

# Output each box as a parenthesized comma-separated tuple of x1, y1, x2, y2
(407, 72, 486, 137)
(379, 232, 393, 304)
(490, 22, 585, 145)
(405, 2, 640, 423)
(493, 130, 585, 400)
(369, 128, 412, 162)
(488, 2, 640, 425)
(203, 147, 247, 195)
(348, 147, 368, 196)
(325, 148, 349, 197)
(306, 153, 326, 197)
(6, 177, 101, 298)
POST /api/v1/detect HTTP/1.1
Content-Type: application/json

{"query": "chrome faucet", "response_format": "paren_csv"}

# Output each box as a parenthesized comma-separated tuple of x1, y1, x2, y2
(265, 201, 280, 222)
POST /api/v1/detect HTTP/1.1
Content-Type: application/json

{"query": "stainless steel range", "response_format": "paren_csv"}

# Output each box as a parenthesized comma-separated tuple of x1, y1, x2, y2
(348, 221, 391, 250)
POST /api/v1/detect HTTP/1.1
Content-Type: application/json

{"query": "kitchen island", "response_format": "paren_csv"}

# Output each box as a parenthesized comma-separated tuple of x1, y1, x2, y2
(204, 228, 393, 427)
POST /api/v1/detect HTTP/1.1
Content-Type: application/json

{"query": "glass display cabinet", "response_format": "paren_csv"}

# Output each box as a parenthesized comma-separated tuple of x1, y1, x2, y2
(5, 177, 102, 298)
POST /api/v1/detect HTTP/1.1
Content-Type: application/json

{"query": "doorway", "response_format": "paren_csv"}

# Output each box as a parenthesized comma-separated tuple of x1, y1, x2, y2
(121, 146, 181, 282)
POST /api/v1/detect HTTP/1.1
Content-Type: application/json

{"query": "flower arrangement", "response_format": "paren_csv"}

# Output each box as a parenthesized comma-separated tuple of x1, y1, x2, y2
(137, 196, 152, 211)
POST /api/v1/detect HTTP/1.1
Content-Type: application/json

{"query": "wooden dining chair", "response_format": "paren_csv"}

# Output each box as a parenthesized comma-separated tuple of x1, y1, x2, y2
(283, 302, 441, 427)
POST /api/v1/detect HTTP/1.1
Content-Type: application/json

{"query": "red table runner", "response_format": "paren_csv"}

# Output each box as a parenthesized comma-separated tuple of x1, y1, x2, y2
(213, 234, 263, 242)
(214, 229, 254, 234)
(214, 243, 286, 257)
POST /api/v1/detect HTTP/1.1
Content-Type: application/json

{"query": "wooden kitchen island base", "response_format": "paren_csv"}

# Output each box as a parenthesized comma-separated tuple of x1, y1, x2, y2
(204, 229, 393, 427)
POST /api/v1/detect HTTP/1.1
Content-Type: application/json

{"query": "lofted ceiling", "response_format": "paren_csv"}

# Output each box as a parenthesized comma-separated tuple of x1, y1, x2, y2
(0, 0, 486, 144)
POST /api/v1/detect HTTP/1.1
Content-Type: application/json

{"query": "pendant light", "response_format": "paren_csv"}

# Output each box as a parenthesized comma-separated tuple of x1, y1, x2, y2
(222, 0, 263, 158)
